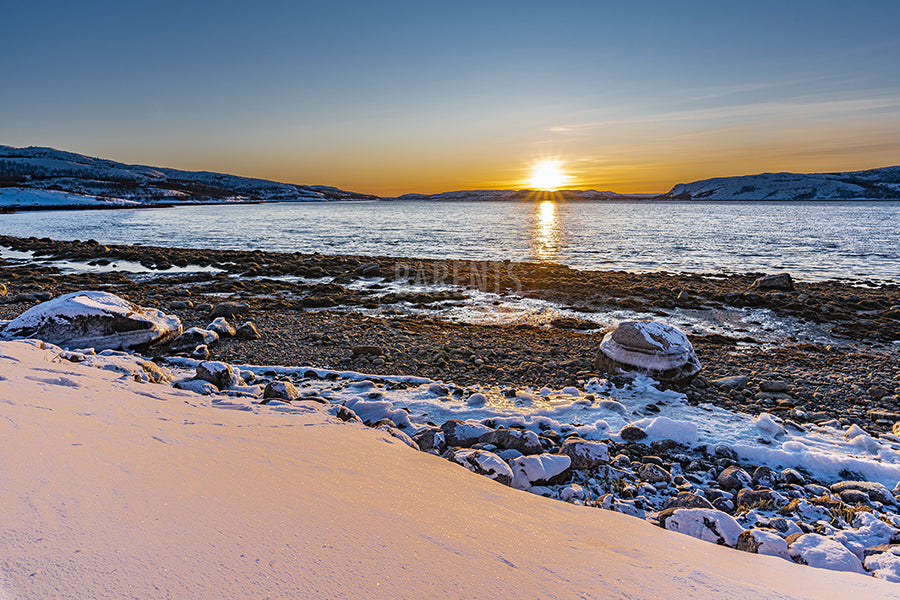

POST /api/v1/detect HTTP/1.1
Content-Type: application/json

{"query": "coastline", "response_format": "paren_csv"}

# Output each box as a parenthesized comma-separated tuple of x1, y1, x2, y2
(1, 234, 898, 433)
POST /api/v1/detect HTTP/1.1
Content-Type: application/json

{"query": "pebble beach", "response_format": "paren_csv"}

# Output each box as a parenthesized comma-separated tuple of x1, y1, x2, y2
(3, 234, 900, 579)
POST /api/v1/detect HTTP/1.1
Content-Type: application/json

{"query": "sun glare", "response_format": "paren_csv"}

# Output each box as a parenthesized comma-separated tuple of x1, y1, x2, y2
(527, 161, 569, 191)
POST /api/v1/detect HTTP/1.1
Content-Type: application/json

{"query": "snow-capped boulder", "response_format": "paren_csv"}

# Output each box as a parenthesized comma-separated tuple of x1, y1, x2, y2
(830, 481, 896, 506)
(787, 533, 866, 574)
(450, 449, 513, 486)
(196, 361, 242, 390)
(509, 454, 571, 490)
(658, 508, 744, 547)
(262, 380, 300, 402)
(864, 547, 900, 583)
(206, 317, 236, 337)
(0, 291, 181, 350)
(477, 428, 543, 455)
(594, 320, 701, 381)
(717, 465, 752, 491)
(559, 438, 610, 469)
(736, 529, 791, 559)
(234, 321, 259, 340)
(170, 327, 219, 353)
(441, 419, 492, 448)
(412, 427, 446, 453)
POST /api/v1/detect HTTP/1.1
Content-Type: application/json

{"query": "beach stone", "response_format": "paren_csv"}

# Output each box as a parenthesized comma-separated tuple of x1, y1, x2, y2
(412, 427, 446, 452)
(787, 533, 866, 574)
(170, 327, 219, 353)
(559, 439, 610, 469)
(427, 383, 449, 396)
(839, 489, 871, 504)
(636, 463, 671, 484)
(752, 465, 777, 488)
(759, 380, 789, 393)
(235, 321, 259, 340)
(478, 428, 543, 455)
(0, 290, 182, 351)
(351, 345, 384, 356)
(207, 317, 236, 337)
(751, 273, 794, 291)
(262, 380, 300, 402)
(191, 344, 210, 360)
(658, 508, 744, 547)
(717, 466, 752, 491)
(712, 497, 735, 513)
(736, 529, 790, 559)
(170, 300, 193, 309)
(831, 481, 896, 505)
(661, 492, 712, 511)
(210, 302, 249, 318)
(508, 453, 571, 490)
(711, 376, 749, 390)
(779, 468, 806, 486)
(450, 449, 513, 486)
(326, 404, 360, 423)
(619, 425, 648, 442)
(196, 361, 241, 390)
(736, 488, 784, 509)
(441, 419, 492, 448)
(594, 320, 701, 381)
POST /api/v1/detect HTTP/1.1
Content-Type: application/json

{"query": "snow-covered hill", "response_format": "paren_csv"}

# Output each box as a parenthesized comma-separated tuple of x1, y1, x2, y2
(0, 145, 379, 207)
(664, 167, 900, 201)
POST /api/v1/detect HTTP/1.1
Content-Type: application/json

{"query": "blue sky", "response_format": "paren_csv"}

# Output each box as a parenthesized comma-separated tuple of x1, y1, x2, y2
(2, 1, 899, 194)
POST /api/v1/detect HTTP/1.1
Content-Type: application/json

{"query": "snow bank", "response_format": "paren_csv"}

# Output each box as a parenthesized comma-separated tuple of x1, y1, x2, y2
(0, 339, 897, 599)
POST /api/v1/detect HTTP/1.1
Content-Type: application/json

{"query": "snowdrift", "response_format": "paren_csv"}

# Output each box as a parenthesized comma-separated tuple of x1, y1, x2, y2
(0, 339, 897, 599)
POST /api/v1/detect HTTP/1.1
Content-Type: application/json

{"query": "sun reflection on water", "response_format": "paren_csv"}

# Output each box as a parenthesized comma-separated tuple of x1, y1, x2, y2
(532, 200, 562, 261)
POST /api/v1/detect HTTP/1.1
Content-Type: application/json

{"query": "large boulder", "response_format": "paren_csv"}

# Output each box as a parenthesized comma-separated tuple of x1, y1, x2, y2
(594, 320, 701, 381)
(0, 291, 181, 350)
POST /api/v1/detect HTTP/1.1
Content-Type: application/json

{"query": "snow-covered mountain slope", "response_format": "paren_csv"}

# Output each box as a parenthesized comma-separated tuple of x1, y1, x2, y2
(2, 338, 897, 599)
(665, 167, 900, 201)
(0, 145, 379, 207)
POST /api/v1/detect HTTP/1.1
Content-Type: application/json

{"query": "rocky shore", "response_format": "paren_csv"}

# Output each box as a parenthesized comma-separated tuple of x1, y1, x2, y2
(3, 235, 900, 579)
(1, 234, 898, 432)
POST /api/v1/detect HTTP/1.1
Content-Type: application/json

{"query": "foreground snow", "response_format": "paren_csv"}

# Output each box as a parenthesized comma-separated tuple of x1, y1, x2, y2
(1, 340, 897, 599)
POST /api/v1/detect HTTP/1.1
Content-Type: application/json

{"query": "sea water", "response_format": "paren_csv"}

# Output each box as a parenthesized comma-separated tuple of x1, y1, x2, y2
(1, 199, 898, 282)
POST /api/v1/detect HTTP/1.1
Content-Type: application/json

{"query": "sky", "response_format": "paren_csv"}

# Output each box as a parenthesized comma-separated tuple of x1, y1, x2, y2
(2, 0, 900, 195)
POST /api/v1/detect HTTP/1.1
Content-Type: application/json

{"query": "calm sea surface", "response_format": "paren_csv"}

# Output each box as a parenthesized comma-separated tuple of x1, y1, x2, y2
(2, 200, 898, 282)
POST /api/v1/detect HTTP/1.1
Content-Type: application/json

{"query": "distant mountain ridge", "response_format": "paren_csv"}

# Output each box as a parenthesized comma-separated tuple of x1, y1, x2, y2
(662, 166, 900, 201)
(2, 145, 898, 208)
(0, 145, 379, 208)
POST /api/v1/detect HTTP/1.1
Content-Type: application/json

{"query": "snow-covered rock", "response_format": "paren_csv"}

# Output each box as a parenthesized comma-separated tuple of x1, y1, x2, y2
(865, 547, 900, 583)
(477, 428, 543, 455)
(595, 320, 701, 381)
(441, 419, 493, 447)
(450, 449, 514, 486)
(196, 361, 242, 390)
(206, 317, 236, 337)
(0, 291, 181, 350)
(736, 529, 791, 560)
(560, 438, 610, 469)
(170, 327, 219, 353)
(788, 534, 867, 574)
(509, 454, 571, 490)
(660, 508, 745, 547)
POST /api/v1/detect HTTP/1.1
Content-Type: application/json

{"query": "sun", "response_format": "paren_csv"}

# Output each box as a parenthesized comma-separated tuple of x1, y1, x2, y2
(527, 160, 569, 191)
